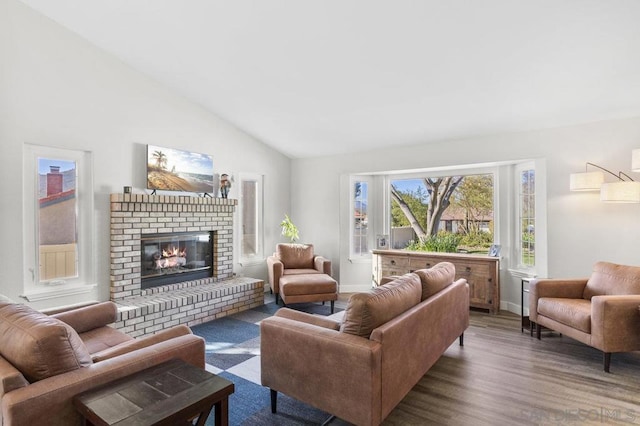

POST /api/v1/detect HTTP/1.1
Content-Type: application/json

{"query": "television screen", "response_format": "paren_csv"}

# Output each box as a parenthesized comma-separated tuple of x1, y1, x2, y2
(147, 145, 214, 193)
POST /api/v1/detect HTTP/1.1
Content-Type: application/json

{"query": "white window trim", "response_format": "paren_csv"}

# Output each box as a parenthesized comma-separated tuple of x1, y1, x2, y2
(349, 175, 373, 262)
(22, 144, 96, 301)
(514, 161, 536, 274)
(237, 172, 264, 266)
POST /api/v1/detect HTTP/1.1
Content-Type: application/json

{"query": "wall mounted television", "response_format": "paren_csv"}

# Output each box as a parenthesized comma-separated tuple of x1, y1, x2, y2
(147, 144, 214, 193)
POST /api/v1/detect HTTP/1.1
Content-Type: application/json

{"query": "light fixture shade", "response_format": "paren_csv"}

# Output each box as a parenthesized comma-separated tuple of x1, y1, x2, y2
(600, 181, 640, 203)
(569, 171, 604, 191)
(632, 149, 640, 172)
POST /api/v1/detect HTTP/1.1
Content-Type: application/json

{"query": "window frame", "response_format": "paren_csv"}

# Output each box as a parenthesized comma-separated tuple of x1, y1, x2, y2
(514, 161, 537, 273)
(386, 166, 499, 250)
(237, 172, 264, 265)
(22, 144, 96, 301)
(349, 175, 372, 260)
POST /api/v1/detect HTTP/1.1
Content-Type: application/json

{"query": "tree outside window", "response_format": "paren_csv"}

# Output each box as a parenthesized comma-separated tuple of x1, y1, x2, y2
(390, 174, 494, 253)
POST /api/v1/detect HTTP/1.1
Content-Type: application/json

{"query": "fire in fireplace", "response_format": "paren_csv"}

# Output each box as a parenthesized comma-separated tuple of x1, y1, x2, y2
(141, 231, 213, 289)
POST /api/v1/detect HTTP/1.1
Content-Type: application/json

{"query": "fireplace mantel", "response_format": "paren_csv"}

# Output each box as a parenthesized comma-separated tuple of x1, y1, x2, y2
(110, 193, 237, 300)
(109, 193, 263, 338)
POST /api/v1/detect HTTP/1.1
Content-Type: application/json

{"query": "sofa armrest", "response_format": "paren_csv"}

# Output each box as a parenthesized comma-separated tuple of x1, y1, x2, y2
(0, 356, 28, 399)
(51, 301, 117, 333)
(313, 256, 332, 275)
(2, 333, 205, 426)
(261, 316, 382, 425)
(274, 307, 340, 330)
(91, 325, 194, 362)
(591, 295, 640, 352)
(267, 255, 284, 293)
(529, 278, 588, 322)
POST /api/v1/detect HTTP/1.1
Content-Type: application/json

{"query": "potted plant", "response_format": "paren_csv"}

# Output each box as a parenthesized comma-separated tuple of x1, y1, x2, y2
(280, 214, 300, 243)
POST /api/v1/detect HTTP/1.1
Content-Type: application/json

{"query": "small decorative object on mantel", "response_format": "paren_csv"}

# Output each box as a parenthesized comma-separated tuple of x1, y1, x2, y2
(220, 174, 231, 198)
(123, 186, 132, 194)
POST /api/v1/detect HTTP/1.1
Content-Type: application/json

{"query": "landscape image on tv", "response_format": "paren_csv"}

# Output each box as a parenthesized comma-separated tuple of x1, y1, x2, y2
(147, 145, 214, 193)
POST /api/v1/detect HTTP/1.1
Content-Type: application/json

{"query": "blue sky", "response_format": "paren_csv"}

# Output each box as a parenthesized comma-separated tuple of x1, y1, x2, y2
(38, 158, 75, 174)
(392, 178, 425, 193)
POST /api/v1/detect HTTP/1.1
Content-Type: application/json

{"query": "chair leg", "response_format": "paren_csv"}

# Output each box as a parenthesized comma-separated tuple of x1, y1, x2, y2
(270, 389, 277, 413)
(459, 333, 464, 346)
(536, 322, 541, 340)
(604, 352, 611, 373)
(275, 293, 279, 305)
(330, 301, 335, 314)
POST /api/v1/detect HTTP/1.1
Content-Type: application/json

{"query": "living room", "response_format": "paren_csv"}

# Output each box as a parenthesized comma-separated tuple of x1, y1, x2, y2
(3, 0, 640, 312)
(2, 0, 640, 423)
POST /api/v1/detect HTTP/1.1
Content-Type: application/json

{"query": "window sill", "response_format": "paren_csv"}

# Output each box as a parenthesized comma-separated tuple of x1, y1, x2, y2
(239, 257, 266, 267)
(348, 256, 372, 264)
(21, 283, 97, 302)
(508, 268, 537, 279)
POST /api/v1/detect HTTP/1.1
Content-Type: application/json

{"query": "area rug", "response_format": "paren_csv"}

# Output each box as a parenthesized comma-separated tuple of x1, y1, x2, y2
(191, 301, 349, 425)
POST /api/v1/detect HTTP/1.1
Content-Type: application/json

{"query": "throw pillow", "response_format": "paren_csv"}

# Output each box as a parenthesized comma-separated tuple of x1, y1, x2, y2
(414, 262, 456, 300)
(0, 303, 92, 382)
(276, 243, 315, 269)
(340, 273, 421, 338)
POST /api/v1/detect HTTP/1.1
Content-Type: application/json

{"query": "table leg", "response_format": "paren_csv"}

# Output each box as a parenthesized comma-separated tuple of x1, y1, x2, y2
(214, 397, 229, 426)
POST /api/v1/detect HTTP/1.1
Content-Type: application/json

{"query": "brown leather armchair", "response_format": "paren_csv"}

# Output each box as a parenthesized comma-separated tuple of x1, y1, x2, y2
(266, 243, 332, 304)
(529, 261, 640, 372)
(0, 300, 205, 425)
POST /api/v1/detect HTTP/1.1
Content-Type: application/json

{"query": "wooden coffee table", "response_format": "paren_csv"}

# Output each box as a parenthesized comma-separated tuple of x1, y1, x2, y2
(73, 359, 234, 426)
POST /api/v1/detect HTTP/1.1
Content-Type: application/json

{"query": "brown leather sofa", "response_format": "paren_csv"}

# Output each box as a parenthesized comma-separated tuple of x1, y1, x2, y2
(529, 261, 640, 372)
(0, 300, 205, 425)
(261, 262, 469, 425)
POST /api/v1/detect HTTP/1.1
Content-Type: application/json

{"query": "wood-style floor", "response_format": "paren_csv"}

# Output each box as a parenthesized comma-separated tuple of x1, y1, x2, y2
(380, 310, 640, 425)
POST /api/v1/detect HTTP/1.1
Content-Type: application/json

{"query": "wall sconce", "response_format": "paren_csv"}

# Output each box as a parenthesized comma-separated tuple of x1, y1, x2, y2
(632, 149, 640, 172)
(570, 162, 640, 203)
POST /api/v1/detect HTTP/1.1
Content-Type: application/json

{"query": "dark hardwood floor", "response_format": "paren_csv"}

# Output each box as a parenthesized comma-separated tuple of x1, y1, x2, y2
(381, 310, 640, 426)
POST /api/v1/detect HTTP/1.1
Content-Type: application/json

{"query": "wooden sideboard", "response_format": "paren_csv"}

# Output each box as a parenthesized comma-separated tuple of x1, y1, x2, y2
(371, 249, 500, 314)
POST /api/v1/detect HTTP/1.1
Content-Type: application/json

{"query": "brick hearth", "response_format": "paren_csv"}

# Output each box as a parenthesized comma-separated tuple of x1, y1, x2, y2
(110, 193, 264, 337)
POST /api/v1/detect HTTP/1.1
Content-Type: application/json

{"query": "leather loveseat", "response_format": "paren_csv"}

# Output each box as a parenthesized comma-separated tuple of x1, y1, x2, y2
(261, 262, 469, 425)
(0, 300, 205, 425)
(529, 261, 640, 372)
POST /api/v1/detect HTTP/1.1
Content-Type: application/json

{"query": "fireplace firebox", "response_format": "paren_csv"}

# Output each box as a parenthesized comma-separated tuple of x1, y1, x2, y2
(141, 231, 213, 289)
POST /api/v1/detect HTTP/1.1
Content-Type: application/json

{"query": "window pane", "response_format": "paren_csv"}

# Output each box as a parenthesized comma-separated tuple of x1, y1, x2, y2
(38, 158, 78, 282)
(353, 181, 368, 256)
(241, 180, 258, 257)
(520, 169, 535, 267)
(390, 174, 494, 252)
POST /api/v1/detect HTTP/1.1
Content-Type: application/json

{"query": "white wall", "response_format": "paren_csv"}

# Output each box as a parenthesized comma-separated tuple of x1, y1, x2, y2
(0, 0, 290, 310)
(292, 117, 640, 312)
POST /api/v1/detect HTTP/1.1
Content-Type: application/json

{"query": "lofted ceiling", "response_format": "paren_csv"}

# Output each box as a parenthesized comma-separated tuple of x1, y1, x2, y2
(18, 0, 640, 159)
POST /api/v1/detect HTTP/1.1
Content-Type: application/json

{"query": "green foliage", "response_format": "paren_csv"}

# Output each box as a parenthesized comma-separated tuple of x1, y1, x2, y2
(280, 214, 299, 242)
(391, 185, 429, 227)
(522, 232, 535, 244)
(459, 231, 494, 250)
(406, 231, 462, 253)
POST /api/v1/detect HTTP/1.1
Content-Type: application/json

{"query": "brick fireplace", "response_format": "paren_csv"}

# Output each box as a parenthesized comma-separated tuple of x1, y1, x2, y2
(109, 193, 263, 337)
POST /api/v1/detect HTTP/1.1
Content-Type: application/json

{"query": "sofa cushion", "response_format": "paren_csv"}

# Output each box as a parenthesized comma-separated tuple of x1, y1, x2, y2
(414, 262, 456, 300)
(583, 261, 640, 300)
(340, 273, 422, 338)
(538, 298, 592, 334)
(277, 243, 315, 269)
(0, 303, 92, 382)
